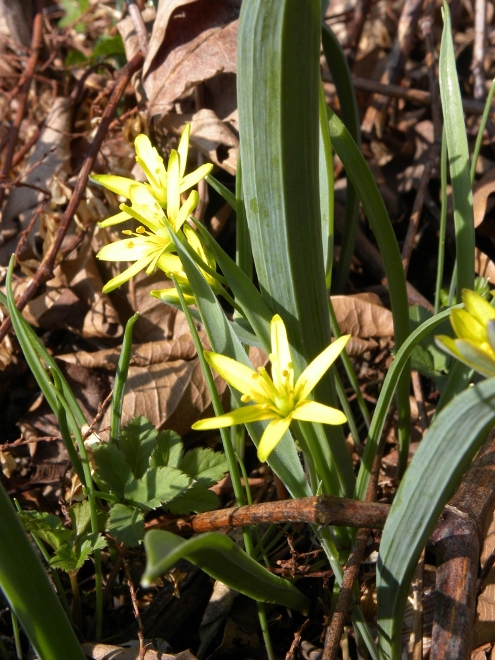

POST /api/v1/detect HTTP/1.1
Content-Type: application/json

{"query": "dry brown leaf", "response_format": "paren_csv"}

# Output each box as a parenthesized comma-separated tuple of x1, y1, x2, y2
(474, 168, 495, 229)
(81, 643, 197, 660)
(474, 511, 495, 647)
(143, 0, 239, 117)
(331, 294, 394, 338)
(163, 109, 238, 175)
(475, 247, 495, 282)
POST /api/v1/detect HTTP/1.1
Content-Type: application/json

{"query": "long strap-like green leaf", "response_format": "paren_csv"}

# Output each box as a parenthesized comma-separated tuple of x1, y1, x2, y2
(237, 0, 355, 495)
(377, 377, 495, 658)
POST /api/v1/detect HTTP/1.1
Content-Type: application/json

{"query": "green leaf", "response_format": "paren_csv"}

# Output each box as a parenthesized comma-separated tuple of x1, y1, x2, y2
(69, 500, 92, 538)
(166, 483, 221, 515)
(377, 377, 495, 658)
(107, 504, 144, 547)
(119, 417, 157, 479)
(50, 534, 106, 573)
(19, 511, 72, 551)
(92, 34, 125, 60)
(124, 467, 192, 509)
(150, 429, 183, 469)
(94, 443, 132, 498)
(59, 0, 90, 28)
(142, 530, 310, 614)
(439, 1, 474, 297)
(179, 447, 228, 486)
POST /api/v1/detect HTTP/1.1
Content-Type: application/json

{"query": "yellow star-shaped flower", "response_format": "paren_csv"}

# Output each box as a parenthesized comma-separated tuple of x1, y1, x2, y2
(96, 184, 198, 293)
(193, 315, 349, 461)
(436, 289, 495, 377)
(91, 124, 212, 227)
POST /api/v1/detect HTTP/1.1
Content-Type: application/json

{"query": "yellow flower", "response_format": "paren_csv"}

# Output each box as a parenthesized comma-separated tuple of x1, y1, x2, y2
(436, 289, 495, 377)
(192, 315, 349, 461)
(150, 224, 224, 305)
(96, 184, 198, 293)
(91, 125, 212, 227)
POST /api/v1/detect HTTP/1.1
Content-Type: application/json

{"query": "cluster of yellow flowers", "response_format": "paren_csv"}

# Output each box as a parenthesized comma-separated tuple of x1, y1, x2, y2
(92, 125, 214, 299)
(92, 127, 350, 461)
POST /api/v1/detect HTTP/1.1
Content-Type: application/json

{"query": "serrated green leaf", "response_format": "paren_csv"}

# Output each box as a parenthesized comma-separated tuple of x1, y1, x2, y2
(94, 443, 132, 497)
(150, 429, 183, 468)
(143, 530, 310, 614)
(166, 483, 221, 515)
(50, 533, 106, 573)
(107, 504, 144, 547)
(377, 376, 495, 658)
(19, 510, 72, 551)
(179, 447, 228, 486)
(124, 466, 192, 509)
(119, 417, 157, 479)
(69, 500, 91, 538)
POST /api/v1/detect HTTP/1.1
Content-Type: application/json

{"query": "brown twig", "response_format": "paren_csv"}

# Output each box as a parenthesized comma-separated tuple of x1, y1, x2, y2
(342, 0, 373, 70)
(122, 552, 146, 660)
(322, 73, 492, 117)
(0, 0, 43, 208)
(0, 50, 144, 345)
(420, 0, 442, 144)
(126, 0, 149, 58)
(163, 495, 390, 536)
(430, 429, 495, 659)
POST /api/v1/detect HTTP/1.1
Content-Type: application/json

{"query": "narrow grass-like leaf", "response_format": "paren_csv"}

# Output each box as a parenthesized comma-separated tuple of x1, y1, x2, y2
(0, 480, 85, 659)
(110, 312, 139, 443)
(327, 110, 411, 475)
(321, 23, 361, 293)
(205, 174, 236, 209)
(355, 306, 460, 500)
(439, 1, 474, 297)
(318, 83, 335, 289)
(238, 0, 355, 495)
(142, 530, 310, 614)
(377, 376, 495, 658)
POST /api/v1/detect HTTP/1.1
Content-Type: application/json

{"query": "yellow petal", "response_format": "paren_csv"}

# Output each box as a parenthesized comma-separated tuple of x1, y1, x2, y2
(270, 314, 292, 391)
(204, 351, 269, 401)
(172, 190, 199, 232)
(192, 404, 275, 431)
(177, 124, 191, 180)
(257, 417, 292, 462)
(295, 335, 350, 401)
(135, 134, 167, 192)
(463, 289, 495, 325)
(96, 237, 153, 262)
(101, 257, 152, 293)
(292, 400, 347, 425)
(151, 287, 196, 306)
(179, 164, 214, 194)
(450, 308, 486, 344)
(435, 335, 462, 361)
(90, 174, 136, 198)
(156, 253, 183, 276)
(98, 211, 132, 228)
(455, 340, 495, 377)
(167, 150, 180, 222)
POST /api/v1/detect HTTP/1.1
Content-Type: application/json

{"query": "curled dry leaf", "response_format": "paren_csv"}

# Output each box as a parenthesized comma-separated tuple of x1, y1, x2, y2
(331, 293, 394, 338)
(143, 0, 239, 116)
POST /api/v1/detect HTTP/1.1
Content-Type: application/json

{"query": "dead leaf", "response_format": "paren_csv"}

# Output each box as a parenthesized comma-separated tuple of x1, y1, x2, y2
(143, 0, 239, 117)
(474, 511, 495, 647)
(475, 247, 495, 282)
(331, 294, 394, 337)
(473, 168, 495, 229)
(81, 643, 197, 660)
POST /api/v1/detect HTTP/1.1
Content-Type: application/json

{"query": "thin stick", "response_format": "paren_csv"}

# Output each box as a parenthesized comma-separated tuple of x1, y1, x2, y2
(126, 0, 149, 57)
(472, 0, 486, 101)
(163, 495, 390, 536)
(0, 51, 144, 345)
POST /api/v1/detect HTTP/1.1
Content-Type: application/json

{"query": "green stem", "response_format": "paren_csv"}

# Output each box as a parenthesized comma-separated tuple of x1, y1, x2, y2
(110, 312, 139, 443)
(69, 572, 81, 631)
(11, 612, 22, 660)
(435, 130, 448, 315)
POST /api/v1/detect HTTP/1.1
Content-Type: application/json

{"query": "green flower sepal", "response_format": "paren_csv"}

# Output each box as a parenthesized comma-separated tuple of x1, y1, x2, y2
(436, 289, 495, 377)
